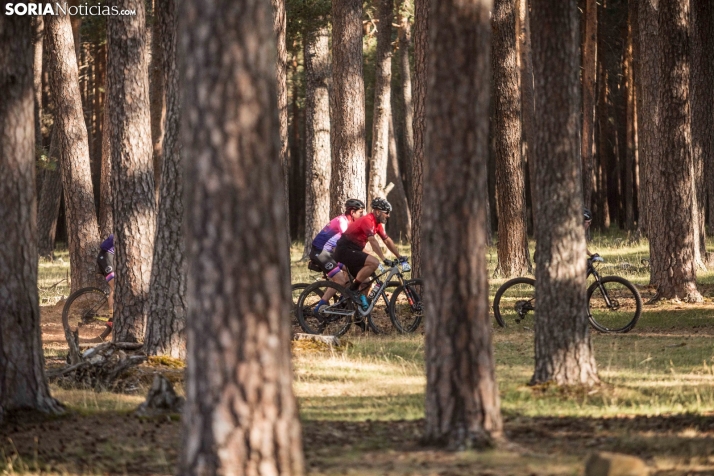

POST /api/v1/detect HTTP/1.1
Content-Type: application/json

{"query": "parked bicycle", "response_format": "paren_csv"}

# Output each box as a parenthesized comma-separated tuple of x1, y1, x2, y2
(62, 285, 113, 345)
(296, 258, 422, 336)
(492, 256, 642, 333)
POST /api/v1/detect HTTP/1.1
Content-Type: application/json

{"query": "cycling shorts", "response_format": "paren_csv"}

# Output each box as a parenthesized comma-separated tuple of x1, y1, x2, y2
(96, 250, 115, 282)
(333, 237, 369, 279)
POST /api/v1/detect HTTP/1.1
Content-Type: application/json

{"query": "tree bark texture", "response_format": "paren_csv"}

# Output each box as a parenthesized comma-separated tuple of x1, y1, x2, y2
(387, 115, 412, 242)
(530, 0, 599, 386)
(581, 0, 597, 211)
(648, 0, 702, 302)
(398, 1, 415, 208)
(45, 12, 101, 293)
(411, 0, 430, 279)
(272, 0, 290, 223)
(145, 0, 186, 359)
(690, 3, 714, 244)
(0, 14, 63, 420)
(33, 15, 44, 151)
(37, 131, 63, 259)
(303, 24, 332, 259)
(330, 0, 367, 216)
(99, 45, 113, 238)
(634, 0, 659, 239)
(107, 0, 157, 342)
(493, 0, 530, 277)
(423, 0, 503, 449)
(519, 0, 537, 222)
(179, 0, 304, 472)
(149, 2, 166, 196)
(624, 8, 636, 231)
(368, 0, 394, 207)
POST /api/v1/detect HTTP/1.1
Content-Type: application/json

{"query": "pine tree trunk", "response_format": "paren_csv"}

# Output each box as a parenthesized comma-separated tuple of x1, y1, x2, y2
(530, 0, 599, 386)
(303, 24, 332, 259)
(368, 0, 394, 207)
(411, 0, 429, 278)
(634, 0, 659, 240)
(519, 0, 537, 225)
(0, 14, 63, 420)
(45, 12, 101, 293)
(107, 0, 157, 342)
(330, 0, 367, 216)
(493, 0, 530, 277)
(33, 16, 44, 153)
(691, 3, 714, 252)
(145, 0, 186, 359)
(581, 0, 597, 211)
(386, 114, 412, 242)
(624, 7, 636, 231)
(649, 0, 702, 302)
(423, 0, 503, 449)
(149, 4, 165, 196)
(37, 131, 63, 259)
(398, 2, 415, 208)
(273, 0, 290, 223)
(99, 44, 113, 238)
(179, 0, 304, 472)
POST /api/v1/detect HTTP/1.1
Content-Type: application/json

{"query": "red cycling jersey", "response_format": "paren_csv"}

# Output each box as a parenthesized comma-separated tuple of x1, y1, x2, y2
(341, 212, 388, 249)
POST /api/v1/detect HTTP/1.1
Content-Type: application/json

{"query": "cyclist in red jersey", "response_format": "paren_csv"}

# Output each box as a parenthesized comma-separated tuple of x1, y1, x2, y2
(334, 197, 405, 309)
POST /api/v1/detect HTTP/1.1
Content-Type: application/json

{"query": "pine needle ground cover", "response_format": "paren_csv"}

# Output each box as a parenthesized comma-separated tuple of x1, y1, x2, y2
(4, 235, 714, 474)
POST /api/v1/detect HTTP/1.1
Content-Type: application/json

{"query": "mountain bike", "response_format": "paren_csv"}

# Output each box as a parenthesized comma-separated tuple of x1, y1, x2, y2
(296, 258, 422, 336)
(62, 285, 113, 345)
(492, 256, 642, 333)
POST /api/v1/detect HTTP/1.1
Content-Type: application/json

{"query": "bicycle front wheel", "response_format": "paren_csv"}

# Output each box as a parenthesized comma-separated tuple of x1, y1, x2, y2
(388, 279, 423, 334)
(493, 277, 535, 328)
(588, 276, 642, 333)
(62, 287, 112, 345)
(296, 281, 354, 337)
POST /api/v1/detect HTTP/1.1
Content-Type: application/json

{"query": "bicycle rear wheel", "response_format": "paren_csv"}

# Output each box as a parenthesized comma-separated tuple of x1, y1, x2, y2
(388, 279, 423, 334)
(62, 287, 112, 345)
(296, 281, 354, 337)
(493, 277, 536, 328)
(290, 283, 310, 331)
(588, 276, 642, 333)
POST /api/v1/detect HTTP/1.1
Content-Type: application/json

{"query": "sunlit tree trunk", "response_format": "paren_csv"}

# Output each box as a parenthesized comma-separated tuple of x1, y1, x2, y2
(423, 0, 503, 449)
(530, 0, 598, 386)
(581, 0, 597, 211)
(107, 0, 157, 342)
(179, 0, 304, 472)
(45, 11, 101, 293)
(0, 14, 63, 421)
(398, 0, 415, 207)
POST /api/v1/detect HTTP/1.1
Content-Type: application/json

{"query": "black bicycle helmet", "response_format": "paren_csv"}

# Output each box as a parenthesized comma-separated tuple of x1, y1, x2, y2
(371, 197, 392, 213)
(345, 198, 365, 213)
(583, 207, 593, 221)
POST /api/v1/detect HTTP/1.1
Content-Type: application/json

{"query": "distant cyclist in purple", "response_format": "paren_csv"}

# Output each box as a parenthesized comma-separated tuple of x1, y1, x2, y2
(309, 199, 365, 314)
(97, 234, 115, 328)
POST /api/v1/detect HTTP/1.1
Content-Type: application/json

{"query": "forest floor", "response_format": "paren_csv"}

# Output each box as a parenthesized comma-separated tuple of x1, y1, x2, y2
(4, 234, 714, 475)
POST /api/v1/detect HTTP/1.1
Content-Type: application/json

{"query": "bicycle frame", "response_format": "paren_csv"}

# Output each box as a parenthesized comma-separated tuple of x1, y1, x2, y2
(586, 259, 616, 312)
(354, 264, 410, 317)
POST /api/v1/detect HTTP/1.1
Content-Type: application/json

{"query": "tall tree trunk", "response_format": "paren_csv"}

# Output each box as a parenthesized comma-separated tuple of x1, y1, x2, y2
(423, 0, 502, 449)
(273, 0, 290, 216)
(302, 24, 332, 259)
(530, 0, 599, 386)
(691, 3, 714, 253)
(411, 0, 429, 278)
(145, 0, 186, 359)
(149, 3, 165, 196)
(649, 0, 702, 302)
(634, 0, 660, 240)
(368, 0, 394, 206)
(179, 0, 304, 472)
(0, 13, 63, 420)
(519, 0, 537, 227)
(99, 61, 113, 238)
(581, 0, 597, 211)
(107, 0, 157, 342)
(37, 131, 63, 259)
(330, 0, 367, 216)
(493, 0, 530, 277)
(33, 16, 44, 154)
(398, 1, 415, 208)
(624, 5, 636, 231)
(387, 114, 412, 241)
(45, 12, 101, 293)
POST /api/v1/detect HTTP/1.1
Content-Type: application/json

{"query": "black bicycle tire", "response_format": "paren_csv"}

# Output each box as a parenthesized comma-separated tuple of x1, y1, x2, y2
(62, 287, 110, 344)
(587, 275, 642, 333)
(388, 279, 424, 334)
(296, 281, 353, 337)
(290, 283, 310, 325)
(492, 277, 536, 328)
(366, 280, 401, 334)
